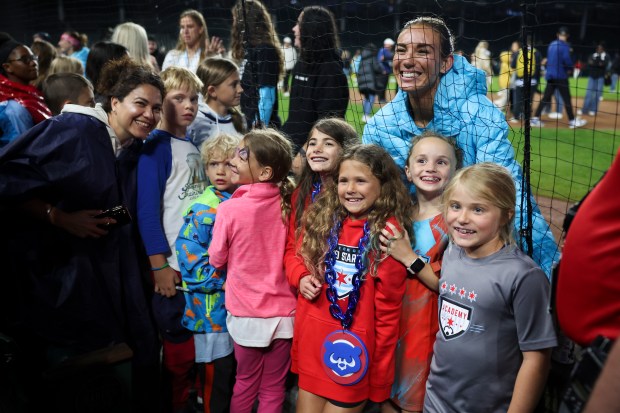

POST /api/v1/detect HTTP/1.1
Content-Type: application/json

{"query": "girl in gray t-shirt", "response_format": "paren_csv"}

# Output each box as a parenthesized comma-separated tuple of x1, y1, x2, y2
(424, 163, 557, 413)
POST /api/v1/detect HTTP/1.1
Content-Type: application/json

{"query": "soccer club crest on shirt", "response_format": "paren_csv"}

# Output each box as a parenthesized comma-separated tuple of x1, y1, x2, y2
(439, 296, 473, 340)
(331, 243, 359, 299)
(322, 330, 369, 385)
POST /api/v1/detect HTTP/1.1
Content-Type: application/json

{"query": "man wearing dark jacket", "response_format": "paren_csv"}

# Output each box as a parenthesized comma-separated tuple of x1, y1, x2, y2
(532, 27, 586, 128)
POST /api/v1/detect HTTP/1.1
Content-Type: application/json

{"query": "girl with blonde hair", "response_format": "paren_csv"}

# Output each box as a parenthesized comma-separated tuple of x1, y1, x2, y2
(424, 163, 557, 412)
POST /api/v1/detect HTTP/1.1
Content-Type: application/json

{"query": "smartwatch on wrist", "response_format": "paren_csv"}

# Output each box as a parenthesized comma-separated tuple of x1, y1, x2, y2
(407, 257, 426, 274)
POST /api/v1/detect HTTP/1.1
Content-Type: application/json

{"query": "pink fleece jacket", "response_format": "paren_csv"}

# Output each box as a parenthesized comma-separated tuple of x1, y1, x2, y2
(208, 183, 297, 317)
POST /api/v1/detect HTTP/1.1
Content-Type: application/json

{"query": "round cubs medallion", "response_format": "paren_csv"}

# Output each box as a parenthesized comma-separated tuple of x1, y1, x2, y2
(321, 330, 369, 385)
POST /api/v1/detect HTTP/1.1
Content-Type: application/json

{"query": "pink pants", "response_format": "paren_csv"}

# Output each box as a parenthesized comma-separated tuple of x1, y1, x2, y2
(230, 339, 292, 413)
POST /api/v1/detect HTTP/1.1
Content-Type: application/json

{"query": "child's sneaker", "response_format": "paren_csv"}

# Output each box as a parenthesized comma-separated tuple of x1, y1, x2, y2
(548, 112, 563, 120)
(569, 117, 587, 129)
(530, 117, 544, 127)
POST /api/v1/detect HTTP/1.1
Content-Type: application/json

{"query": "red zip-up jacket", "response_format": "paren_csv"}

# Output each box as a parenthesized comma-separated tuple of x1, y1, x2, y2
(287, 214, 406, 403)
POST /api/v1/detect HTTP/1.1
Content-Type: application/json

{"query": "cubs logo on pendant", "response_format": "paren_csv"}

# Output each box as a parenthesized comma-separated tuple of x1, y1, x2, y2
(439, 296, 473, 340)
(321, 330, 369, 385)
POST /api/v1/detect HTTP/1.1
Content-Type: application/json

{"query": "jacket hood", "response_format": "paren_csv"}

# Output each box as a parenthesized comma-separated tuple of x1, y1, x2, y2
(433, 54, 488, 132)
(61, 103, 124, 154)
(62, 102, 109, 125)
(436, 53, 488, 104)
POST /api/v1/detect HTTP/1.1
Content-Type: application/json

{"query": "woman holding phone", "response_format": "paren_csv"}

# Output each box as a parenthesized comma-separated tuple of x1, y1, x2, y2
(0, 57, 164, 409)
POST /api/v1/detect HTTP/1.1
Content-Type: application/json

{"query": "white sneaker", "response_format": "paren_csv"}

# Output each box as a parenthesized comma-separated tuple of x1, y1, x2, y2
(362, 114, 370, 123)
(577, 109, 583, 115)
(530, 117, 544, 127)
(569, 118, 587, 129)
(588, 111, 596, 116)
(547, 112, 563, 120)
(508, 117, 520, 124)
(283, 92, 290, 97)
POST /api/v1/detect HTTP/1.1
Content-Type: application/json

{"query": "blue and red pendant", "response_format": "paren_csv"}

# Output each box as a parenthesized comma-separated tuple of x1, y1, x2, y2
(321, 330, 369, 385)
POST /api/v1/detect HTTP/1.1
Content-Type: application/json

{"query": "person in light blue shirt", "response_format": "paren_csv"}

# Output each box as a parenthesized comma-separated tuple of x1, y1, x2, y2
(362, 16, 558, 276)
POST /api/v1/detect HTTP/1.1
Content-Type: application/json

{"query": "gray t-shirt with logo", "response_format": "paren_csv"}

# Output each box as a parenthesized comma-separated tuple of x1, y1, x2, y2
(424, 244, 557, 413)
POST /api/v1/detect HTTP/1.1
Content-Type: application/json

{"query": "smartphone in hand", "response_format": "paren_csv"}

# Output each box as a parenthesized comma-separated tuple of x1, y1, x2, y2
(95, 205, 132, 228)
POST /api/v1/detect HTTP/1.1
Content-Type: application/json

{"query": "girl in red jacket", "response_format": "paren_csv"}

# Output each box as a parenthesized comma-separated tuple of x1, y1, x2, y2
(285, 117, 358, 293)
(285, 117, 358, 382)
(295, 144, 413, 412)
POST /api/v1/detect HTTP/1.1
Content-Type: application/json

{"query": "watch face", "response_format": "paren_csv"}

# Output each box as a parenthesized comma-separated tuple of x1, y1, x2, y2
(409, 258, 425, 273)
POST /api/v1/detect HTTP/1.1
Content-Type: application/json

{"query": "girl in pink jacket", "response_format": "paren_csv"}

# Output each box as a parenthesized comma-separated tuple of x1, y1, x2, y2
(208, 128, 296, 413)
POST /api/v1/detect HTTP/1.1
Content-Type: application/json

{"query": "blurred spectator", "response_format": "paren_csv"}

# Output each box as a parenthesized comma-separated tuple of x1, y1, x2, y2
(30, 39, 57, 90)
(0, 32, 51, 146)
(57, 31, 89, 72)
(112, 22, 158, 72)
(609, 53, 620, 92)
(281, 36, 297, 96)
(471, 40, 493, 89)
(532, 27, 586, 128)
(49, 55, 84, 75)
(510, 36, 541, 122)
(148, 34, 166, 69)
(162, 9, 223, 73)
(351, 48, 361, 75)
(493, 48, 513, 112)
(85, 41, 129, 103)
(580, 43, 609, 116)
(376, 37, 394, 103)
(32, 31, 51, 43)
(230, 0, 283, 129)
(356, 42, 381, 123)
(341, 48, 351, 77)
(282, 5, 349, 152)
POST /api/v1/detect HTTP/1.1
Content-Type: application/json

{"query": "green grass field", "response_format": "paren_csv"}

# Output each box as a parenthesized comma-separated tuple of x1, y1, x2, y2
(510, 128, 620, 201)
(278, 75, 620, 202)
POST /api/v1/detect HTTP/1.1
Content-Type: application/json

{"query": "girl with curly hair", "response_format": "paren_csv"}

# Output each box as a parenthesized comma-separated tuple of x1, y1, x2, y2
(295, 144, 412, 412)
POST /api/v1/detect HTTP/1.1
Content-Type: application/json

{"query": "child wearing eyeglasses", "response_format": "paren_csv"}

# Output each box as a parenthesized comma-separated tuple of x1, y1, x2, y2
(0, 35, 51, 146)
(208, 128, 297, 413)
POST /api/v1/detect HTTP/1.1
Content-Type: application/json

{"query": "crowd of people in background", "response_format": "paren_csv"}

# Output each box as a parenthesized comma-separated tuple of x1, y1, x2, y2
(0, 3, 619, 413)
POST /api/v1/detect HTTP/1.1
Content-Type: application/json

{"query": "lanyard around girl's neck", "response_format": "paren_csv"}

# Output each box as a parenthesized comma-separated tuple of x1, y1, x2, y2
(321, 218, 371, 386)
(324, 219, 370, 329)
(311, 180, 322, 202)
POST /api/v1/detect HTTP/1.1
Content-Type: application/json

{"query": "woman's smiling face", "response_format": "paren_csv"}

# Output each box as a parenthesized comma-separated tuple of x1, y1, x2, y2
(393, 24, 452, 100)
(110, 84, 162, 141)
